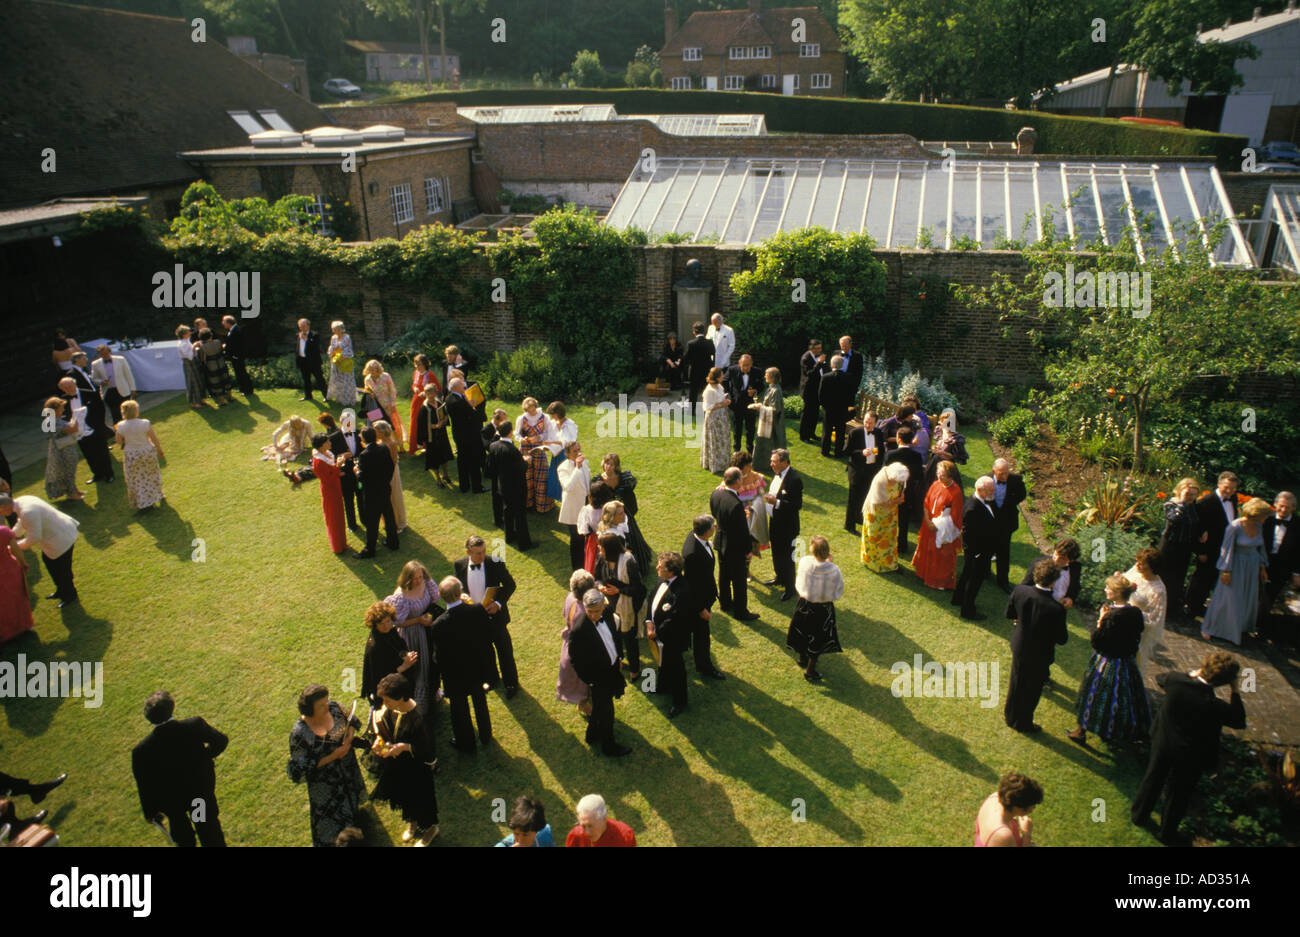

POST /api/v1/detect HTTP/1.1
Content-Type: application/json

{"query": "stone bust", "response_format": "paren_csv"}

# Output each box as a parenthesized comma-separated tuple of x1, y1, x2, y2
(675, 258, 711, 290)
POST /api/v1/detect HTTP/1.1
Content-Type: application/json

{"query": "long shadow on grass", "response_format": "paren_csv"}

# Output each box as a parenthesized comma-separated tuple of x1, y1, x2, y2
(131, 501, 199, 563)
(0, 611, 113, 738)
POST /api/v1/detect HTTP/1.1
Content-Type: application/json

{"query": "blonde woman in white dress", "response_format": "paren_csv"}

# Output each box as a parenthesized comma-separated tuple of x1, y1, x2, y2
(115, 399, 165, 511)
(374, 421, 406, 533)
(1125, 546, 1168, 673)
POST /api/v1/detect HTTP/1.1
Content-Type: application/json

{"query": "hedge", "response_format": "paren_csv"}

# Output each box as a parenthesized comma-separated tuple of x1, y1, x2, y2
(354, 88, 1246, 168)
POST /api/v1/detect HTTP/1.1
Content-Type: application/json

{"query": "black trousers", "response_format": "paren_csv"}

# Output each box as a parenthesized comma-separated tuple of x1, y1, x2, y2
(799, 392, 819, 440)
(691, 616, 713, 672)
(1185, 556, 1219, 616)
(771, 530, 796, 592)
(585, 686, 618, 751)
(489, 476, 504, 526)
(229, 356, 252, 395)
(1131, 749, 1203, 842)
(896, 500, 916, 554)
(456, 453, 482, 493)
(340, 475, 361, 529)
(1004, 655, 1048, 730)
(448, 687, 492, 748)
(821, 416, 847, 457)
(718, 555, 749, 615)
(483, 618, 519, 689)
(362, 489, 398, 552)
(78, 433, 114, 481)
(0, 772, 39, 798)
(296, 357, 326, 397)
(1158, 543, 1192, 614)
(689, 377, 707, 403)
(846, 473, 872, 531)
(616, 628, 641, 675)
(659, 645, 688, 707)
(43, 546, 76, 600)
(953, 551, 991, 616)
(163, 799, 226, 847)
(502, 494, 532, 548)
(568, 526, 585, 571)
(103, 388, 126, 425)
(994, 528, 1015, 587)
(732, 407, 756, 452)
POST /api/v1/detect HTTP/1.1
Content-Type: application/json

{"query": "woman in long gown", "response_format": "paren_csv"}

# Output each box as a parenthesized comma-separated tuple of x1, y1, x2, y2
(861, 462, 908, 572)
(327, 321, 357, 407)
(596, 453, 651, 573)
(311, 434, 347, 554)
(786, 536, 845, 682)
(557, 570, 594, 715)
(386, 562, 443, 714)
(197, 328, 231, 405)
(115, 400, 166, 511)
(415, 385, 455, 489)
(368, 672, 439, 846)
(1125, 547, 1168, 672)
(408, 354, 439, 454)
(912, 460, 964, 589)
(700, 368, 731, 474)
(1202, 498, 1272, 646)
(363, 360, 404, 446)
(374, 420, 406, 533)
(0, 523, 34, 643)
(287, 685, 366, 848)
(42, 397, 84, 501)
(730, 451, 769, 579)
(517, 398, 554, 513)
(176, 325, 205, 408)
(1068, 574, 1150, 746)
(544, 402, 578, 504)
(750, 367, 786, 470)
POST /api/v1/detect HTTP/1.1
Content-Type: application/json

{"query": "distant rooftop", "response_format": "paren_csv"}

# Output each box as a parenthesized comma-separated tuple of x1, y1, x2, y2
(0, 197, 149, 244)
(457, 104, 767, 135)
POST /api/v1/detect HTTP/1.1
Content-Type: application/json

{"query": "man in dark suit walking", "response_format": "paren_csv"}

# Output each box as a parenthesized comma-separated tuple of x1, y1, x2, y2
(430, 577, 494, 752)
(353, 426, 398, 558)
(763, 449, 803, 602)
(569, 589, 633, 756)
(1004, 560, 1069, 733)
(293, 318, 326, 401)
(726, 354, 760, 453)
(884, 426, 925, 554)
(485, 422, 532, 549)
(131, 690, 228, 847)
(818, 356, 854, 458)
(481, 408, 511, 528)
(221, 315, 253, 396)
(991, 458, 1028, 592)
(326, 412, 363, 532)
(454, 535, 520, 698)
(684, 321, 715, 403)
(446, 378, 486, 494)
(682, 515, 725, 679)
(798, 340, 828, 443)
(646, 552, 693, 718)
(57, 376, 115, 485)
(1131, 651, 1247, 844)
(844, 412, 885, 534)
(953, 476, 999, 620)
(710, 468, 759, 621)
(1186, 472, 1240, 618)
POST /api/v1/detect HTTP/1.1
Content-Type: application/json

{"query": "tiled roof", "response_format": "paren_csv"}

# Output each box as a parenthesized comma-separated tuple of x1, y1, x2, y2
(662, 6, 841, 55)
(0, 0, 330, 208)
(345, 40, 460, 55)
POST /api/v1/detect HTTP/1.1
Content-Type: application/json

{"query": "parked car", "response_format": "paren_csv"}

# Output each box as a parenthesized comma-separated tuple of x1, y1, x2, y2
(1258, 141, 1300, 165)
(323, 78, 362, 100)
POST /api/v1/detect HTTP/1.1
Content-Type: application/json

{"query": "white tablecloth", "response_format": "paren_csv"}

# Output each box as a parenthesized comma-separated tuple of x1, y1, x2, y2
(76, 338, 187, 392)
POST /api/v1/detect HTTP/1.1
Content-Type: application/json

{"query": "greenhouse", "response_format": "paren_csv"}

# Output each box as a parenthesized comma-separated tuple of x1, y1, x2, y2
(622, 113, 767, 135)
(1258, 184, 1300, 274)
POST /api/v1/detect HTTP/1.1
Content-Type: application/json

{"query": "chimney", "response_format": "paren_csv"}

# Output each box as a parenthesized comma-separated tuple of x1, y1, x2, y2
(1252, 7, 1261, 20)
(664, 3, 676, 44)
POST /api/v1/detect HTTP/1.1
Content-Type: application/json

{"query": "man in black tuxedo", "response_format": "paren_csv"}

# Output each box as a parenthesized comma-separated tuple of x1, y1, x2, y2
(353, 426, 398, 558)
(844, 412, 885, 534)
(1186, 471, 1239, 618)
(481, 408, 511, 527)
(68, 352, 115, 444)
(446, 378, 486, 494)
(1131, 651, 1247, 844)
(682, 514, 725, 678)
(952, 476, 999, 620)
(684, 321, 715, 403)
(57, 376, 115, 485)
(763, 449, 803, 602)
(1020, 537, 1081, 688)
(646, 551, 693, 718)
(837, 335, 863, 390)
(293, 318, 326, 401)
(131, 690, 228, 847)
(485, 422, 532, 549)
(570, 589, 633, 756)
(221, 315, 253, 396)
(326, 412, 363, 532)
(454, 535, 520, 697)
(991, 458, 1028, 592)
(884, 426, 925, 554)
(442, 345, 471, 391)
(709, 467, 758, 621)
(726, 354, 760, 453)
(1260, 491, 1299, 639)
(1004, 560, 1068, 733)
(430, 577, 493, 752)
(798, 339, 828, 443)
(818, 355, 854, 458)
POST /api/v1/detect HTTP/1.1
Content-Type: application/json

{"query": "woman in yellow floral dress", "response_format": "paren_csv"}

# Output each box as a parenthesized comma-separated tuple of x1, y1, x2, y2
(861, 462, 910, 572)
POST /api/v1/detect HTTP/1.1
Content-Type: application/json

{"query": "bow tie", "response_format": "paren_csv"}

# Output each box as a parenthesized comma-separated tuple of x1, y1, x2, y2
(470, 563, 481, 571)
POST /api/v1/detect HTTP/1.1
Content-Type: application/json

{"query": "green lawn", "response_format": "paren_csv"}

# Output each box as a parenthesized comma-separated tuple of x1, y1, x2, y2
(0, 389, 1160, 846)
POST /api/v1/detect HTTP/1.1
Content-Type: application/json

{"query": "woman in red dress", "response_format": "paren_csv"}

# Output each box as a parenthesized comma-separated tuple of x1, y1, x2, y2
(311, 433, 347, 554)
(0, 523, 34, 642)
(408, 354, 440, 455)
(912, 460, 964, 590)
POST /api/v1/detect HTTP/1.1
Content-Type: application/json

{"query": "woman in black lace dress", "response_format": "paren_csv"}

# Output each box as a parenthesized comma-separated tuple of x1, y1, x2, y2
(287, 685, 365, 847)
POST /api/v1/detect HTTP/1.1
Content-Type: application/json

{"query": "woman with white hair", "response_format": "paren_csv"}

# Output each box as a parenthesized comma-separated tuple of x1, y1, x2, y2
(326, 321, 357, 406)
(565, 793, 636, 847)
(861, 462, 909, 572)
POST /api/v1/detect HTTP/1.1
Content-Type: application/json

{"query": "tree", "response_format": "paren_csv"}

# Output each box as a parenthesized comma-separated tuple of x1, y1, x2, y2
(365, 0, 482, 90)
(570, 49, 604, 88)
(1124, 0, 1259, 97)
(841, 0, 971, 102)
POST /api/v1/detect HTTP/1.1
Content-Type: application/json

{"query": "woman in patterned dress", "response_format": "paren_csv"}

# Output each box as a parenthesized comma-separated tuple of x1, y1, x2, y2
(700, 368, 731, 474)
(386, 562, 443, 714)
(287, 684, 366, 848)
(750, 367, 786, 471)
(516, 397, 553, 512)
(115, 400, 165, 511)
(363, 360, 404, 446)
(327, 321, 357, 407)
(261, 415, 313, 466)
(1125, 547, 1168, 672)
(1068, 574, 1151, 746)
(912, 460, 964, 589)
(557, 570, 594, 715)
(729, 450, 768, 580)
(196, 328, 231, 406)
(176, 325, 205, 408)
(42, 397, 84, 502)
(408, 354, 439, 455)
(861, 462, 909, 572)
(373, 420, 406, 533)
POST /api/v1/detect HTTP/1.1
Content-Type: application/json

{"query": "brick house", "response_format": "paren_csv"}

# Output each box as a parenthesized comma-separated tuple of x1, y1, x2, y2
(345, 40, 460, 83)
(659, 0, 845, 97)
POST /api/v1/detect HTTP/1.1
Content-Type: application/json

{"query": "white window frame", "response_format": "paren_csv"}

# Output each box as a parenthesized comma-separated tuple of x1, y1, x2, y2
(761, 73, 776, 89)
(671, 76, 692, 90)
(756, 45, 770, 59)
(682, 47, 701, 61)
(304, 194, 330, 235)
(424, 176, 448, 214)
(729, 45, 771, 60)
(811, 73, 831, 90)
(724, 75, 744, 90)
(800, 43, 821, 58)
(390, 183, 414, 226)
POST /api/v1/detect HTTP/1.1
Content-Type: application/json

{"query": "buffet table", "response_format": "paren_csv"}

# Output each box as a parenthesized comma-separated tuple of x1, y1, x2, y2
(75, 338, 187, 392)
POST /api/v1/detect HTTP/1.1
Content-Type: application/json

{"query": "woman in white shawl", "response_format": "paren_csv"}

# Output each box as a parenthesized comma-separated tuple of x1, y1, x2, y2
(861, 462, 909, 572)
(786, 535, 845, 682)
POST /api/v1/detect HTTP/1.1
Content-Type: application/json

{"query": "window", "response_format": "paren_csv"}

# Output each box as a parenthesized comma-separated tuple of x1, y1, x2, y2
(811, 73, 831, 89)
(728, 45, 770, 60)
(791, 74, 799, 90)
(424, 176, 448, 214)
(682, 47, 701, 61)
(761, 74, 776, 88)
(390, 183, 414, 225)
(800, 43, 821, 58)
(724, 75, 744, 90)
(227, 110, 265, 134)
(304, 195, 331, 235)
(671, 76, 692, 90)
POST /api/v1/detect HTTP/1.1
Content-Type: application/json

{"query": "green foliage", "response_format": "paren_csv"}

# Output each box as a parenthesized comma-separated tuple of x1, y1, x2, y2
(858, 353, 960, 414)
(570, 49, 604, 87)
(783, 394, 804, 420)
(1185, 740, 1297, 847)
(1075, 466, 1154, 529)
(1146, 399, 1300, 500)
(169, 181, 314, 238)
(625, 61, 654, 88)
(1073, 523, 1155, 607)
(245, 354, 305, 391)
(479, 341, 568, 401)
(989, 407, 1039, 446)
(75, 202, 159, 241)
(378, 315, 483, 371)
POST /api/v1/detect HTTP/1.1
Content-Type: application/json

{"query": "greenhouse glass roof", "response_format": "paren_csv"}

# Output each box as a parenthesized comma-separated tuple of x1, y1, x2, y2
(603, 156, 1252, 265)
(624, 114, 767, 135)
(458, 104, 618, 123)
(1261, 184, 1300, 274)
